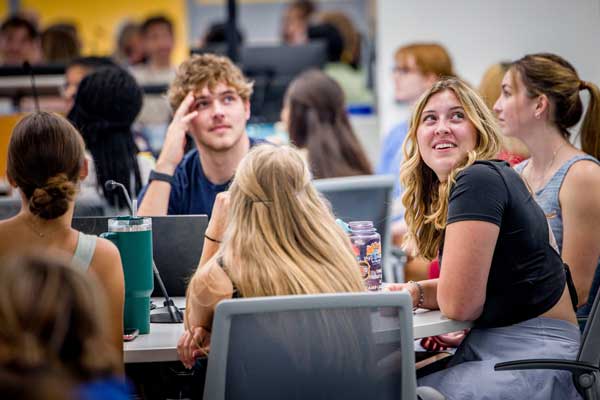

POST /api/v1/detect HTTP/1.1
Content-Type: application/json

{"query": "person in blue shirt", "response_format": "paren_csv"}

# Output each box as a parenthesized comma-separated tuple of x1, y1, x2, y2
(378, 43, 455, 226)
(379, 43, 456, 282)
(138, 54, 263, 217)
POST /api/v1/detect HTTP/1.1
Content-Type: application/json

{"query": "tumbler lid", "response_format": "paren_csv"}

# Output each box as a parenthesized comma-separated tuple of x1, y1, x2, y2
(108, 216, 152, 232)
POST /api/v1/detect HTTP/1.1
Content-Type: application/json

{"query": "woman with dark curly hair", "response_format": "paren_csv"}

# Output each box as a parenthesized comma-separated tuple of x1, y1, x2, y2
(68, 66, 155, 211)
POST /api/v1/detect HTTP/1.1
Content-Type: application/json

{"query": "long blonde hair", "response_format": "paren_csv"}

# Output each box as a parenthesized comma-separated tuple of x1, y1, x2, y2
(400, 78, 502, 260)
(221, 145, 365, 297)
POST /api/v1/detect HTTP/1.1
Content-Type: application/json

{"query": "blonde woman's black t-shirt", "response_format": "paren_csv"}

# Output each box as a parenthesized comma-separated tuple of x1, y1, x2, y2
(439, 160, 565, 328)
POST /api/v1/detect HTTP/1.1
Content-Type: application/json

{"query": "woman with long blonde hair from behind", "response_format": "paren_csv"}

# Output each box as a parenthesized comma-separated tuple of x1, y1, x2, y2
(387, 78, 580, 399)
(178, 145, 365, 367)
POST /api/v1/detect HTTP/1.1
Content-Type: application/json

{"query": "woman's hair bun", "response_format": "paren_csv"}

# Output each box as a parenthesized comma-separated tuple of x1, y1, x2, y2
(28, 174, 77, 219)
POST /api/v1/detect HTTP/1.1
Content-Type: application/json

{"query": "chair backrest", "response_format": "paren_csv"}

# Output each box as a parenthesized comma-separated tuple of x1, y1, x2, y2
(72, 215, 208, 297)
(578, 282, 600, 366)
(204, 292, 416, 400)
(313, 175, 395, 282)
(0, 196, 20, 220)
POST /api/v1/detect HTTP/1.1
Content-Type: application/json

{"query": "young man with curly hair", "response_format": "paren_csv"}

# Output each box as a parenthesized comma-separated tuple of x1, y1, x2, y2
(138, 54, 261, 217)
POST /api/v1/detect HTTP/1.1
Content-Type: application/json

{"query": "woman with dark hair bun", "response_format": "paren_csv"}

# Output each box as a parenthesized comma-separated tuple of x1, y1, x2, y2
(0, 111, 125, 360)
(68, 66, 155, 211)
(281, 69, 372, 179)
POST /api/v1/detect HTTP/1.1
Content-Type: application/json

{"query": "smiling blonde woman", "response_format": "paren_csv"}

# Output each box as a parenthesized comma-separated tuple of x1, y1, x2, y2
(389, 77, 580, 399)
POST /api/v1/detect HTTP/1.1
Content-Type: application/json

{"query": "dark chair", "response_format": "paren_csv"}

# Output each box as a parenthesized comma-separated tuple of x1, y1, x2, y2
(0, 197, 20, 220)
(204, 292, 444, 400)
(313, 174, 397, 281)
(495, 288, 600, 399)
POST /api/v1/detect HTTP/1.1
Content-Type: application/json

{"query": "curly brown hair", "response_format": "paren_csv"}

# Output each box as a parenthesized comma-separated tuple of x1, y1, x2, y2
(167, 54, 253, 111)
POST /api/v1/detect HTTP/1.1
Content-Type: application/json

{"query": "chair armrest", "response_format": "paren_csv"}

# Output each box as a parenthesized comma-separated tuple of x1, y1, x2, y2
(390, 246, 407, 258)
(388, 246, 408, 282)
(416, 386, 445, 400)
(495, 359, 599, 374)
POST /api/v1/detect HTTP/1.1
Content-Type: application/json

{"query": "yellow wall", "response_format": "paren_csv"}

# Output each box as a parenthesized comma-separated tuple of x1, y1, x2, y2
(0, 114, 24, 179)
(20, 0, 189, 65)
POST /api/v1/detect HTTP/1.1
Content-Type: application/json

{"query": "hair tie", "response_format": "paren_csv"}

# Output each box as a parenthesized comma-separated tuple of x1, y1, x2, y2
(579, 80, 589, 91)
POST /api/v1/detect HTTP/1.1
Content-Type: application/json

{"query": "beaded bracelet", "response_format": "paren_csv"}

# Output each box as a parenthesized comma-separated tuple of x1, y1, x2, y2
(408, 280, 425, 310)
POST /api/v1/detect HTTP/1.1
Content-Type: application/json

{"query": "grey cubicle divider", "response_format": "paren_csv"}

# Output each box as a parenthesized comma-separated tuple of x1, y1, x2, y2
(313, 174, 395, 282)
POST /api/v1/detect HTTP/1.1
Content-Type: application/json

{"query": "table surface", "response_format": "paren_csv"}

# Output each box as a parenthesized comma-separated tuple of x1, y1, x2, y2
(124, 297, 473, 364)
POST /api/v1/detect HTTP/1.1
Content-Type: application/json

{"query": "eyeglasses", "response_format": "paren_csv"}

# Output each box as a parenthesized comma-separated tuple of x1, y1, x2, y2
(392, 66, 419, 75)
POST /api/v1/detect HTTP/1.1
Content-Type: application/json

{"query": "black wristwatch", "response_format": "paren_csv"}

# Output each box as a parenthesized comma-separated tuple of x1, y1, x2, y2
(149, 170, 174, 185)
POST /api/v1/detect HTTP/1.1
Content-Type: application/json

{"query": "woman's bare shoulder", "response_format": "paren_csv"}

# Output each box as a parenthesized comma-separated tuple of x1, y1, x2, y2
(0, 218, 27, 254)
(89, 236, 123, 274)
(189, 258, 234, 299)
(561, 159, 600, 210)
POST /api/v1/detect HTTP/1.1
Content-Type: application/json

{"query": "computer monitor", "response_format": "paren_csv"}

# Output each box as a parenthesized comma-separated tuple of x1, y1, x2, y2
(72, 215, 208, 297)
(313, 175, 395, 282)
(191, 42, 328, 122)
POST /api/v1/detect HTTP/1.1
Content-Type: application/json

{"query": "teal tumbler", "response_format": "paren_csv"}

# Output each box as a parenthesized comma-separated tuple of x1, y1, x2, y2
(101, 216, 153, 334)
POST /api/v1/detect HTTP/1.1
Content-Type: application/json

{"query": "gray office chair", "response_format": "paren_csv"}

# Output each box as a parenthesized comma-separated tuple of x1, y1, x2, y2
(0, 197, 20, 220)
(204, 292, 444, 400)
(495, 288, 600, 399)
(313, 175, 398, 282)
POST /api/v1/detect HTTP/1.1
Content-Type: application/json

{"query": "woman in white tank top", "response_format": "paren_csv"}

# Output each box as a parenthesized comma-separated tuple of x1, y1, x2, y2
(0, 112, 125, 362)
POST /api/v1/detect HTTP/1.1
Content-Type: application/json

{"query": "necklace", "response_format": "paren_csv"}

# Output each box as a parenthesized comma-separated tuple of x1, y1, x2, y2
(526, 142, 567, 190)
(23, 215, 66, 238)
